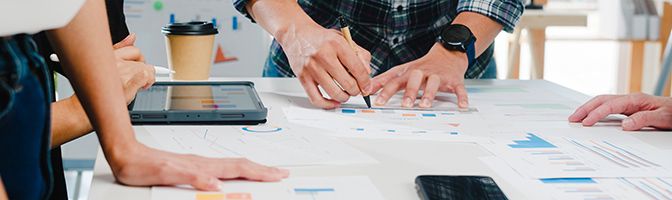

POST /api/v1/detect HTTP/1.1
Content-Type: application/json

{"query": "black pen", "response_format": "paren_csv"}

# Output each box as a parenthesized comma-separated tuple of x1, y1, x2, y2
(338, 16, 372, 108)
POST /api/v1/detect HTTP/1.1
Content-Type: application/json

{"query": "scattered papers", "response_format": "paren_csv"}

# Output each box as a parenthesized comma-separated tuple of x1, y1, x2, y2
(144, 125, 377, 167)
(151, 176, 385, 200)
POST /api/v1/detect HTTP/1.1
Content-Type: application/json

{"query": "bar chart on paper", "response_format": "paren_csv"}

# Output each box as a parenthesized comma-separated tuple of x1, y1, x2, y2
(538, 177, 672, 200)
(481, 132, 672, 178)
(151, 176, 385, 200)
(283, 105, 477, 142)
(482, 157, 672, 200)
(293, 188, 336, 200)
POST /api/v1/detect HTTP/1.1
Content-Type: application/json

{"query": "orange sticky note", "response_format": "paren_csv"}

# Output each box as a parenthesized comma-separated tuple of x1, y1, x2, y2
(226, 193, 252, 200)
(195, 193, 225, 200)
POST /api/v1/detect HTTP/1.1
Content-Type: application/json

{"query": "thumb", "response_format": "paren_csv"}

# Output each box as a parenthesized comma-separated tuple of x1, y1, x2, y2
(189, 174, 220, 191)
(622, 110, 663, 131)
(113, 33, 137, 49)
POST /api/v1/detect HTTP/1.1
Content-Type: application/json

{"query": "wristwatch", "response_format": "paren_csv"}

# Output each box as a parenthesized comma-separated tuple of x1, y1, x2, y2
(438, 24, 477, 68)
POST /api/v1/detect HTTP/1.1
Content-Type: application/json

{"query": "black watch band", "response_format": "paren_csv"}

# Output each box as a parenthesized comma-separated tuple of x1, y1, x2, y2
(438, 24, 477, 68)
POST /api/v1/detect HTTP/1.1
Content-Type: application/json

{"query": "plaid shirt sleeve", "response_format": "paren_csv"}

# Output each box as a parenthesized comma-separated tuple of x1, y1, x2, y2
(233, 0, 255, 22)
(457, 0, 525, 32)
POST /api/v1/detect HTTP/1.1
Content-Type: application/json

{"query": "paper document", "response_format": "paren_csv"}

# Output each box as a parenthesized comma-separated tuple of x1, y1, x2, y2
(144, 125, 377, 166)
(284, 103, 478, 142)
(481, 156, 672, 200)
(479, 131, 672, 178)
(151, 176, 385, 200)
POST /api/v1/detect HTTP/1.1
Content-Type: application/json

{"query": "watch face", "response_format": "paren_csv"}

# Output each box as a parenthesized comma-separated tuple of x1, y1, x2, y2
(442, 25, 471, 44)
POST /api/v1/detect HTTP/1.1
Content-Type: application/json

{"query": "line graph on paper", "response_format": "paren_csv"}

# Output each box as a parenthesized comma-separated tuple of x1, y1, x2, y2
(144, 126, 377, 167)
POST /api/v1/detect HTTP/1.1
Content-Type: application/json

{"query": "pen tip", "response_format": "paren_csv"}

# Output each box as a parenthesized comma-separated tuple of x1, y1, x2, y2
(364, 96, 371, 108)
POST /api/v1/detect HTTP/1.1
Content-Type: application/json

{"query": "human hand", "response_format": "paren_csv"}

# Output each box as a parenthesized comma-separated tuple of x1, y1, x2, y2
(279, 25, 372, 109)
(569, 93, 672, 131)
(112, 34, 155, 104)
(370, 43, 469, 108)
(109, 143, 289, 191)
(113, 33, 145, 62)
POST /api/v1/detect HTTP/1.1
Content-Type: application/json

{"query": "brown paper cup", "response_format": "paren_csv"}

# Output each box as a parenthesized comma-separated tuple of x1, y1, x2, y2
(162, 21, 218, 80)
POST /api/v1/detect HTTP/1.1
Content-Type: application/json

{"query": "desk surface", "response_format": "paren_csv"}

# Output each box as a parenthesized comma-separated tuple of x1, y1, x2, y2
(89, 78, 672, 200)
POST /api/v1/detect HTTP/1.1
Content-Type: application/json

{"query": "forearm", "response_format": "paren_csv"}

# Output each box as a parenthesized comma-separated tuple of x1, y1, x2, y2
(452, 12, 503, 56)
(50, 96, 93, 148)
(244, 0, 321, 45)
(46, 0, 137, 160)
(0, 177, 6, 200)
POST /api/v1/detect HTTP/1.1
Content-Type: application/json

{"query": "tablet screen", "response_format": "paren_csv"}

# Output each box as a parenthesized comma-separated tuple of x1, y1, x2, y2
(132, 84, 259, 111)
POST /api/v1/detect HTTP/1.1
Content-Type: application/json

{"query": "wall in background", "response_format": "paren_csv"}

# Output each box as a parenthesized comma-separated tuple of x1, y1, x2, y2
(125, 0, 272, 77)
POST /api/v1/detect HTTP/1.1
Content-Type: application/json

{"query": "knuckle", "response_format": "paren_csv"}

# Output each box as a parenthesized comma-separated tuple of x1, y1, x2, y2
(333, 93, 349, 102)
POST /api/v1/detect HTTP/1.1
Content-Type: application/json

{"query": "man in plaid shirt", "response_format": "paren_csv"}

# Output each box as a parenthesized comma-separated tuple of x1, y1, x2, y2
(234, 0, 524, 109)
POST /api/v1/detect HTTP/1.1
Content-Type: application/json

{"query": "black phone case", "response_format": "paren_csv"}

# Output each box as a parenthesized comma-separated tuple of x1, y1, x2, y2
(415, 175, 508, 200)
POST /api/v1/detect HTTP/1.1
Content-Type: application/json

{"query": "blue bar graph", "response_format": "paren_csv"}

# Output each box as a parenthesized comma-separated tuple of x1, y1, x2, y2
(294, 188, 335, 193)
(294, 188, 336, 200)
(508, 133, 557, 148)
(341, 109, 356, 114)
(540, 178, 596, 184)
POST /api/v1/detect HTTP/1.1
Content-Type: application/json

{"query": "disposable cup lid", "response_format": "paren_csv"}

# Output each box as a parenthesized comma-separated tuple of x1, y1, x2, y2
(162, 21, 218, 35)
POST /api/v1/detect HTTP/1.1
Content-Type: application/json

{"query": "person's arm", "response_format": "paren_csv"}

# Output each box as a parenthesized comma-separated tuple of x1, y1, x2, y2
(370, 0, 524, 108)
(50, 35, 154, 148)
(0, 177, 7, 200)
(243, 0, 372, 109)
(47, 0, 136, 157)
(48, 0, 287, 190)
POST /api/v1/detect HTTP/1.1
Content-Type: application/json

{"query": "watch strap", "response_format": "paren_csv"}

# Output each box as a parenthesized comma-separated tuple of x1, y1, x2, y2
(465, 37, 476, 68)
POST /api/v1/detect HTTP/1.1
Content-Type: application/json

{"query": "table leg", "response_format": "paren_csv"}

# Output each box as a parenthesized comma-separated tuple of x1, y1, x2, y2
(660, 2, 672, 96)
(528, 28, 546, 79)
(629, 41, 645, 93)
(507, 28, 523, 79)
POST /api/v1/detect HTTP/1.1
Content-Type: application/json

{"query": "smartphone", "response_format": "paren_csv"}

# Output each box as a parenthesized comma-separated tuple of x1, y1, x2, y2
(415, 175, 508, 200)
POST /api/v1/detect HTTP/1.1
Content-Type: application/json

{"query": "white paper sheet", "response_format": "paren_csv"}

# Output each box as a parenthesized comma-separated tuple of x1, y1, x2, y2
(144, 125, 377, 167)
(283, 104, 478, 142)
(151, 176, 385, 200)
(479, 131, 672, 178)
(481, 156, 672, 200)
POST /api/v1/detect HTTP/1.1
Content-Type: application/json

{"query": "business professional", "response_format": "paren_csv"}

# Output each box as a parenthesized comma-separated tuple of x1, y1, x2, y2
(234, 0, 524, 109)
(569, 93, 672, 131)
(0, 0, 287, 199)
(32, 0, 155, 197)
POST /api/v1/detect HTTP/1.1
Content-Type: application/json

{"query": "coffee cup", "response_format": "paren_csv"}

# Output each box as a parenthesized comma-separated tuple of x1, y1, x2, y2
(162, 21, 218, 80)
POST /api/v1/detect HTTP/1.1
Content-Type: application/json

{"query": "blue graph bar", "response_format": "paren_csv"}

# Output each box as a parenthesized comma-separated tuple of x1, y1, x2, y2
(294, 188, 335, 193)
(421, 113, 437, 117)
(341, 109, 356, 114)
(508, 133, 557, 148)
(540, 178, 596, 184)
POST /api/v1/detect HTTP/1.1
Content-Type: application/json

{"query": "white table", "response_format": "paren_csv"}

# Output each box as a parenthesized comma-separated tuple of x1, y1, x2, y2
(88, 78, 672, 200)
